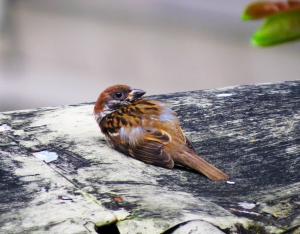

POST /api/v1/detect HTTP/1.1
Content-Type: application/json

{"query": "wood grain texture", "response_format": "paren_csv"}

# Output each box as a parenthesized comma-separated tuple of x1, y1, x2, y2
(0, 81, 299, 233)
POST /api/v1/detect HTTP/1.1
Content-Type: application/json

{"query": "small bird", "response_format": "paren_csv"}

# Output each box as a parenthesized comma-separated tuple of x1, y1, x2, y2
(94, 85, 229, 181)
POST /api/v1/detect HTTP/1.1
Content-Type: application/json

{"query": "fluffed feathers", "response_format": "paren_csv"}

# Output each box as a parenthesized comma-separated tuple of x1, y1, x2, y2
(94, 85, 229, 181)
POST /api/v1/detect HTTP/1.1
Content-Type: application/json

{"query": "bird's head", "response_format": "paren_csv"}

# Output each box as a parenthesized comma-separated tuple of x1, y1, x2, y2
(94, 84, 145, 122)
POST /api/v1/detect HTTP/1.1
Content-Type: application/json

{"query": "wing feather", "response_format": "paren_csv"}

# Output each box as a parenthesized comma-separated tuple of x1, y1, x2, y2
(103, 100, 179, 169)
(108, 127, 174, 169)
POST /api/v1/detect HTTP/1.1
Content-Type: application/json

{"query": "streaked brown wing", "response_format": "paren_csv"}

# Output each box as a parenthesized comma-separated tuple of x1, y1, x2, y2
(130, 128, 174, 168)
(103, 100, 179, 168)
(109, 128, 174, 169)
(129, 139, 174, 169)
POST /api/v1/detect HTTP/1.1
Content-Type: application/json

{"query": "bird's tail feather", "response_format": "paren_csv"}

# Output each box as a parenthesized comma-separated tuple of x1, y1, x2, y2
(176, 149, 229, 181)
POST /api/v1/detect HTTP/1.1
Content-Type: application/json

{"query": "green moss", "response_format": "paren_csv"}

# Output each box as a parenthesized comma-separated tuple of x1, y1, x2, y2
(262, 201, 293, 219)
(235, 223, 268, 234)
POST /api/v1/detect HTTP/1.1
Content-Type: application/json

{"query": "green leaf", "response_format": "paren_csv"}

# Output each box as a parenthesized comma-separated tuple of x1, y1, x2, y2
(252, 11, 300, 46)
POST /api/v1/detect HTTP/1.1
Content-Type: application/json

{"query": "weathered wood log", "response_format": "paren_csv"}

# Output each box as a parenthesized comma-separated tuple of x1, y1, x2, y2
(0, 81, 299, 234)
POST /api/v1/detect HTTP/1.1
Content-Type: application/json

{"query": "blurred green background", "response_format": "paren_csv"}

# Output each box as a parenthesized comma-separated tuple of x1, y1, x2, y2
(0, 0, 299, 111)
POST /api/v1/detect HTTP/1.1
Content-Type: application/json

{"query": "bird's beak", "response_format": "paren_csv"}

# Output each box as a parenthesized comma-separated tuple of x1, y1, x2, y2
(127, 89, 146, 101)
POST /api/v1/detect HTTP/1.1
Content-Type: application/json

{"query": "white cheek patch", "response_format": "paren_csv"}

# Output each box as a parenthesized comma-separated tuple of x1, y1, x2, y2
(119, 127, 144, 145)
(159, 108, 176, 122)
(94, 113, 103, 125)
(94, 106, 113, 124)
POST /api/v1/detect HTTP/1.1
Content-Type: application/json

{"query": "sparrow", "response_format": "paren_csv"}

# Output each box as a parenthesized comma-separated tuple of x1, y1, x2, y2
(94, 85, 229, 181)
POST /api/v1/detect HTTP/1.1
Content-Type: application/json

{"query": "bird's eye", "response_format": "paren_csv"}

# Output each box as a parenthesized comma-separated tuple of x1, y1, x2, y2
(114, 92, 123, 99)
